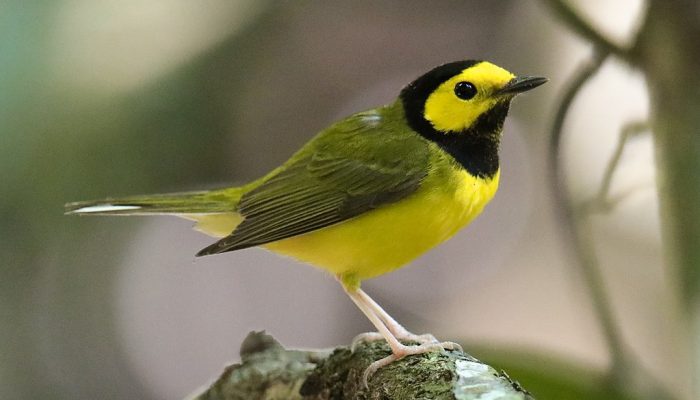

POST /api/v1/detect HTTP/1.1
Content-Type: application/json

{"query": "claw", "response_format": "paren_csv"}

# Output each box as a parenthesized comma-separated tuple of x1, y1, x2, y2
(396, 332, 438, 344)
(362, 353, 399, 387)
(392, 332, 462, 352)
(440, 341, 463, 352)
(351, 332, 384, 351)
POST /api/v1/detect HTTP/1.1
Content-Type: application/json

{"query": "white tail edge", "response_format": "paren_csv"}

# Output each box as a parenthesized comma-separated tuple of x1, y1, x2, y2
(71, 204, 142, 214)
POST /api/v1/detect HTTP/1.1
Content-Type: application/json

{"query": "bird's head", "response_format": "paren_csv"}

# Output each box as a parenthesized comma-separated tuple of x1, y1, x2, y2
(400, 60, 547, 138)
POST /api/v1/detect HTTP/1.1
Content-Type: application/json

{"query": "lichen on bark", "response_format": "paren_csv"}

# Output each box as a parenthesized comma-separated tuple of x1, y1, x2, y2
(190, 331, 533, 400)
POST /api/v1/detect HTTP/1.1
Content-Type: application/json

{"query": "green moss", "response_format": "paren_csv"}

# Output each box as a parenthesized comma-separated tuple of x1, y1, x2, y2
(193, 332, 531, 400)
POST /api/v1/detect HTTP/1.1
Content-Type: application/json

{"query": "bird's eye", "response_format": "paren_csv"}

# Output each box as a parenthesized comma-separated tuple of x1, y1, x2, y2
(454, 81, 477, 100)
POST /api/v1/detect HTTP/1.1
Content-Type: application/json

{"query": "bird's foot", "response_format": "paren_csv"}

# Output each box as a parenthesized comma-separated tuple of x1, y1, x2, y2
(392, 329, 464, 352)
(351, 331, 463, 353)
(399, 333, 463, 352)
(361, 341, 456, 388)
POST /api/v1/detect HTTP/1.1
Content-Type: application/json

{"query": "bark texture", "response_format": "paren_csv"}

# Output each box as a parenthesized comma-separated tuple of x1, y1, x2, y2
(190, 332, 533, 400)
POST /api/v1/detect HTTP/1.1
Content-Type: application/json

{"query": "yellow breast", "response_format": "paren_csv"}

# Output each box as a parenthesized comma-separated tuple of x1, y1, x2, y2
(264, 165, 500, 288)
(183, 164, 499, 289)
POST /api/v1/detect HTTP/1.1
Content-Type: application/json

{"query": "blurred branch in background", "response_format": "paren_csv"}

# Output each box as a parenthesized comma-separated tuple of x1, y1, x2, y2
(543, 0, 700, 399)
(547, 49, 620, 377)
(539, 0, 634, 59)
(548, 50, 674, 400)
(583, 121, 649, 213)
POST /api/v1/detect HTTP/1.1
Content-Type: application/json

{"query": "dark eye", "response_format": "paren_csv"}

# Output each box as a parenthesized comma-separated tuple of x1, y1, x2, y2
(454, 81, 477, 100)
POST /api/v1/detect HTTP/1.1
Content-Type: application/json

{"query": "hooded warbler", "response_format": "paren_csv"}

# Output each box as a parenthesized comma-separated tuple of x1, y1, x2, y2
(66, 60, 546, 381)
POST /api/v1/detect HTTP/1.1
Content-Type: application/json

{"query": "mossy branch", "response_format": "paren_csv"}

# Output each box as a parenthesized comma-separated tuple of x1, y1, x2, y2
(189, 331, 533, 400)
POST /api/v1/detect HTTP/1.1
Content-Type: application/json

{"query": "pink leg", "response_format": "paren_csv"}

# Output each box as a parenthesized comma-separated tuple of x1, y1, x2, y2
(355, 288, 463, 351)
(341, 282, 456, 387)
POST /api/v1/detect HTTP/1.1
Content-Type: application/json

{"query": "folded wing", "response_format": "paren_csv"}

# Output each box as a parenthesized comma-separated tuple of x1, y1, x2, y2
(196, 112, 429, 256)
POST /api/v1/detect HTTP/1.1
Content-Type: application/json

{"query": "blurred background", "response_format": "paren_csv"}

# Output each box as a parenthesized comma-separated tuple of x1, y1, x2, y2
(1, 0, 689, 399)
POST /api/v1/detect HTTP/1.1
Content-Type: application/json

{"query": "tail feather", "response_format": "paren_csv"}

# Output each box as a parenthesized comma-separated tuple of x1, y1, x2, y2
(65, 188, 243, 216)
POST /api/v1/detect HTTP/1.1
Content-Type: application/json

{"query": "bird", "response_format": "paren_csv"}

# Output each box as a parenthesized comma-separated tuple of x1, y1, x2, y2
(66, 60, 546, 383)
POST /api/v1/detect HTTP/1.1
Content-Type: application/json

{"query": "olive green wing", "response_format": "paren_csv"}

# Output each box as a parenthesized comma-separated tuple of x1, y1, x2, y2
(196, 112, 429, 256)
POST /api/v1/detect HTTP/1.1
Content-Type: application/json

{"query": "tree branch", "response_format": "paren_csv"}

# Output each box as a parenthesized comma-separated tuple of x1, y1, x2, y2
(548, 55, 677, 400)
(539, 0, 631, 59)
(190, 331, 533, 400)
(547, 50, 632, 381)
(583, 120, 649, 213)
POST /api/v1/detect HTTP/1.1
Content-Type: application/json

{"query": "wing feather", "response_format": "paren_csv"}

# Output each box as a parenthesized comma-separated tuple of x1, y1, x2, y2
(196, 111, 429, 256)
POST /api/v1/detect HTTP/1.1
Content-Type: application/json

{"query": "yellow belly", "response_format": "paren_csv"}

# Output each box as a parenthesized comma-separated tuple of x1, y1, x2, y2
(185, 168, 499, 289)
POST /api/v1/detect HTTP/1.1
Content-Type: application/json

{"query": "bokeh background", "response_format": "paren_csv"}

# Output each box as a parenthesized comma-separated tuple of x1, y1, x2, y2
(1, 0, 689, 399)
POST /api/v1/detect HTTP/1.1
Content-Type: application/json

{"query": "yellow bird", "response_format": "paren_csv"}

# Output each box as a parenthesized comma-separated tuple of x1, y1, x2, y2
(66, 60, 546, 380)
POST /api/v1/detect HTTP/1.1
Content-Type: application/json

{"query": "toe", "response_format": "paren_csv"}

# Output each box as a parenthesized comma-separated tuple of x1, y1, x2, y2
(401, 342, 445, 356)
(395, 332, 439, 345)
(362, 354, 398, 388)
(439, 341, 463, 352)
(413, 333, 438, 344)
(360, 341, 457, 388)
(351, 332, 384, 351)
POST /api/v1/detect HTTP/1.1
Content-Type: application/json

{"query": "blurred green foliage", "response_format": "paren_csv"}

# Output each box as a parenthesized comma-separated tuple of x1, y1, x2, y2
(480, 349, 635, 400)
(0, 2, 276, 398)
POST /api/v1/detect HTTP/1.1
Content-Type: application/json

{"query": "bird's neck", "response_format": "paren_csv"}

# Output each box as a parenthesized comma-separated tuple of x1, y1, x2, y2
(398, 100, 509, 179)
(431, 134, 501, 179)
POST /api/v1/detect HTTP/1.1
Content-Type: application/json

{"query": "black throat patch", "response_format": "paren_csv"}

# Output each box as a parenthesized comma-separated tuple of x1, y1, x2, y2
(400, 61, 509, 179)
(406, 103, 509, 179)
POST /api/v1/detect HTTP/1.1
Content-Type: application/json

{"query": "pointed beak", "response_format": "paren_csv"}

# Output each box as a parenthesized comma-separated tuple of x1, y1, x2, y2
(496, 76, 548, 96)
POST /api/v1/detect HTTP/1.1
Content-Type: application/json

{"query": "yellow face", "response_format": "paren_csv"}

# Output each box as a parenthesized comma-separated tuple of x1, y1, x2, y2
(423, 61, 515, 133)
